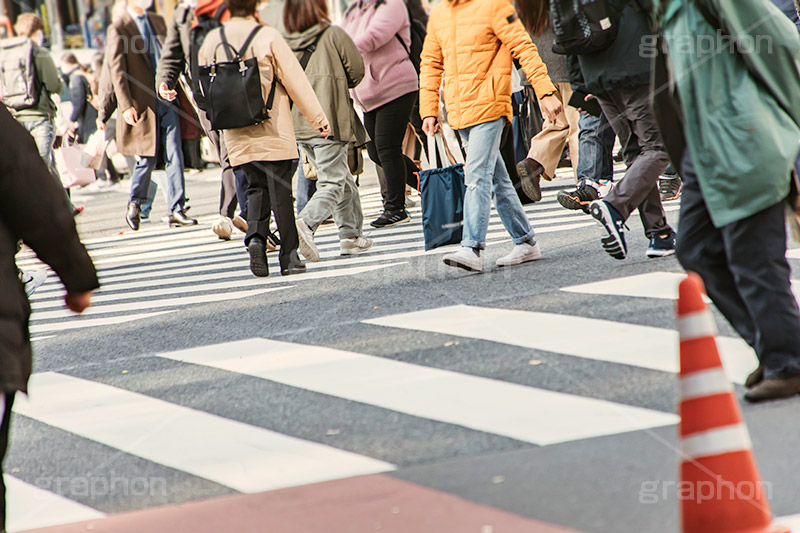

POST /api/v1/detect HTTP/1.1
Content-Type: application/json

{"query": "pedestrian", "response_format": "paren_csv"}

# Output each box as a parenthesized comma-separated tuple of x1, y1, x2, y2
(653, 0, 800, 401)
(284, 0, 374, 261)
(0, 104, 98, 532)
(101, 0, 198, 230)
(563, 0, 676, 260)
(341, 0, 420, 228)
(1, 15, 80, 215)
(419, 0, 562, 272)
(514, 0, 580, 199)
(198, 0, 331, 277)
(157, 0, 253, 242)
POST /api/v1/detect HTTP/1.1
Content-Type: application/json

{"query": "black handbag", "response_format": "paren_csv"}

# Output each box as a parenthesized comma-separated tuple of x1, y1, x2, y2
(198, 25, 276, 130)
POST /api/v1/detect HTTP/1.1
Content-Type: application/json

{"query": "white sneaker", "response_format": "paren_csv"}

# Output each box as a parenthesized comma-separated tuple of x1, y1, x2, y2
(20, 268, 48, 297)
(443, 247, 483, 272)
(340, 236, 374, 255)
(296, 218, 320, 262)
(405, 195, 418, 208)
(496, 242, 542, 267)
(212, 216, 234, 240)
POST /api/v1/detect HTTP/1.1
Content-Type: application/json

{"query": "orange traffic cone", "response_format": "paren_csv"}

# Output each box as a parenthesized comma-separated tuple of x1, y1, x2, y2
(678, 273, 788, 533)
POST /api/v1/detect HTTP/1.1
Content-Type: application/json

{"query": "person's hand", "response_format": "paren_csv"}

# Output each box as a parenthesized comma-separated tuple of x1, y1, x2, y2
(97, 118, 106, 131)
(158, 82, 177, 102)
(65, 291, 93, 313)
(422, 116, 440, 137)
(319, 123, 331, 138)
(122, 107, 139, 126)
(540, 94, 563, 123)
(577, 93, 595, 116)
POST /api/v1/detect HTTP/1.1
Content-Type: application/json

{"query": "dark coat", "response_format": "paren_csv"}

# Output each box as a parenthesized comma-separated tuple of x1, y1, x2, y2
(68, 70, 99, 143)
(567, 0, 653, 95)
(156, 2, 193, 91)
(103, 12, 168, 157)
(0, 105, 99, 394)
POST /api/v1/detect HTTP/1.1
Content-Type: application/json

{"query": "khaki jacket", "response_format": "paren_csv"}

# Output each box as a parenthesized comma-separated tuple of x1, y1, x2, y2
(104, 12, 168, 157)
(199, 17, 329, 165)
(419, 0, 556, 130)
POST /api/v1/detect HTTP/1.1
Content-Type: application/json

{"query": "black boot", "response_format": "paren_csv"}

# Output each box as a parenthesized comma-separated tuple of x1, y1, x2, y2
(126, 202, 141, 231)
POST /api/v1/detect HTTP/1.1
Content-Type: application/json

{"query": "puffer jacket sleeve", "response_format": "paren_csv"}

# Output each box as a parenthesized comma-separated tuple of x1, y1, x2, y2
(272, 32, 329, 132)
(419, 16, 444, 120)
(352, 0, 408, 53)
(491, 0, 556, 99)
(333, 27, 365, 89)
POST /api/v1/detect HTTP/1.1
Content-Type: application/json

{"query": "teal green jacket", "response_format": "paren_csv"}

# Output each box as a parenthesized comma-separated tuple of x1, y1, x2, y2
(657, 0, 800, 227)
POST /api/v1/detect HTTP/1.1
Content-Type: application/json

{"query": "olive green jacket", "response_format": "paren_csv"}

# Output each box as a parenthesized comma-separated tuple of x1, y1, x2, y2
(284, 24, 369, 145)
(13, 43, 62, 122)
(655, 0, 800, 227)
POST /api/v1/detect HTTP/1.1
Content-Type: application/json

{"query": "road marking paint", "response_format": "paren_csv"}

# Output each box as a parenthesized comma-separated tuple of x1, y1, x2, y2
(5, 475, 105, 531)
(29, 311, 175, 335)
(363, 305, 758, 384)
(14, 373, 394, 493)
(157, 339, 678, 446)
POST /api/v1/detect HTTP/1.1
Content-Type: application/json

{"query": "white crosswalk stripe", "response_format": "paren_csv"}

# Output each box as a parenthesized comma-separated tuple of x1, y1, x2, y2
(22, 191, 625, 340)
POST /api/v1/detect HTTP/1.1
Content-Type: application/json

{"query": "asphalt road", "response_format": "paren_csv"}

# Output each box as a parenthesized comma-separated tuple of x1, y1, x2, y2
(9, 162, 800, 533)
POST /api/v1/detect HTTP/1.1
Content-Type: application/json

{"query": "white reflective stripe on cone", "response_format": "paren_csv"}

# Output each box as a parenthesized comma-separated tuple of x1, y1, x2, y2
(680, 368, 735, 401)
(681, 424, 753, 460)
(678, 310, 718, 342)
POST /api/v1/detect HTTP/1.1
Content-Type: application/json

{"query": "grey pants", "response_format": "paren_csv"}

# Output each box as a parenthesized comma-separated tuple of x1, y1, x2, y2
(597, 85, 672, 237)
(298, 138, 364, 240)
(676, 151, 800, 379)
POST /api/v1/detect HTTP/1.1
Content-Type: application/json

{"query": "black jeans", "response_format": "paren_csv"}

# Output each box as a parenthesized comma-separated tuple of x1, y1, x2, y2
(597, 85, 671, 237)
(363, 91, 419, 213)
(241, 160, 299, 270)
(0, 393, 15, 532)
(676, 151, 800, 379)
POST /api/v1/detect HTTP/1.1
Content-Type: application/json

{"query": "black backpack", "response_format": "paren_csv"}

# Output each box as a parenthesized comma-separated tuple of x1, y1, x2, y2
(189, 4, 226, 109)
(550, 0, 621, 55)
(372, 0, 425, 73)
(198, 26, 276, 130)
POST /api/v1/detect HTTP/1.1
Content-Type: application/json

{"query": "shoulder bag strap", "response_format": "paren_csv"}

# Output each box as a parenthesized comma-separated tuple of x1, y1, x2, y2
(299, 26, 330, 70)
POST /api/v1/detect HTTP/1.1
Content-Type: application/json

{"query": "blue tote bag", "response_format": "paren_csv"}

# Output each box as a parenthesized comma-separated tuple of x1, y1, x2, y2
(418, 133, 466, 251)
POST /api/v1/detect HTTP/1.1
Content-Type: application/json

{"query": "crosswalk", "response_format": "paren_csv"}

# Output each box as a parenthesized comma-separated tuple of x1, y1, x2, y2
(16, 188, 681, 341)
(9, 266, 800, 532)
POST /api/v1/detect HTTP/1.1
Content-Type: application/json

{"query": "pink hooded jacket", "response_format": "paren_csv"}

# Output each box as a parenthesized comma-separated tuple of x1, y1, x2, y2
(341, 0, 419, 112)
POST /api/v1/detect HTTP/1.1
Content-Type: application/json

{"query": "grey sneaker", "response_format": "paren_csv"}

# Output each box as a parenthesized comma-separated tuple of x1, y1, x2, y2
(340, 236, 374, 256)
(296, 218, 320, 262)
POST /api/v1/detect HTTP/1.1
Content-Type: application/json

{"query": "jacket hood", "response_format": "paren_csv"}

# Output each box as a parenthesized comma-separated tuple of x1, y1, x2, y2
(283, 22, 329, 50)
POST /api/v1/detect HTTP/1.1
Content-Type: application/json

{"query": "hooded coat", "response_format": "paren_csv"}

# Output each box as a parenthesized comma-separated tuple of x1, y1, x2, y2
(283, 23, 368, 145)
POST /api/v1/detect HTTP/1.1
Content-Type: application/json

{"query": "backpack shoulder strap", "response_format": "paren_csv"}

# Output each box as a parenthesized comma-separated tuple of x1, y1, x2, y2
(214, 3, 227, 19)
(217, 26, 234, 61)
(299, 26, 330, 70)
(237, 25, 263, 58)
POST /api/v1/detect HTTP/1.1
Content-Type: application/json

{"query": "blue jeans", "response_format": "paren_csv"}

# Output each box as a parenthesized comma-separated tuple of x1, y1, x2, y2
(458, 118, 535, 249)
(130, 101, 186, 215)
(295, 161, 316, 214)
(577, 112, 616, 183)
(20, 119, 59, 182)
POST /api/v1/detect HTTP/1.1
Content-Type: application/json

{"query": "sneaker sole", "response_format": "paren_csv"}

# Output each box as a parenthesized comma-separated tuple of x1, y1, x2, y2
(370, 216, 411, 228)
(497, 251, 542, 267)
(340, 246, 373, 256)
(296, 222, 321, 262)
(557, 191, 591, 213)
(589, 202, 627, 260)
(443, 257, 483, 272)
(248, 244, 269, 277)
(646, 248, 676, 258)
(517, 162, 542, 202)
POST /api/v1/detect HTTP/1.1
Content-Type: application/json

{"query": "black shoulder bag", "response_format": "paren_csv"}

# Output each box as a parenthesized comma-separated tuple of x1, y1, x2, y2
(198, 25, 276, 130)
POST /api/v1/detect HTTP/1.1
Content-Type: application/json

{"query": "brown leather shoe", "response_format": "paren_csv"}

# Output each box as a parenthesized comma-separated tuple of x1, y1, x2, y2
(744, 376, 800, 403)
(516, 157, 544, 202)
(744, 365, 763, 389)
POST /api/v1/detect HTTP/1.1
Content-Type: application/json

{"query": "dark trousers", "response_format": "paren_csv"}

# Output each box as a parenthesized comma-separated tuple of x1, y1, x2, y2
(363, 91, 419, 213)
(241, 160, 298, 270)
(0, 393, 15, 532)
(197, 110, 248, 219)
(130, 101, 186, 215)
(676, 151, 800, 379)
(597, 85, 671, 237)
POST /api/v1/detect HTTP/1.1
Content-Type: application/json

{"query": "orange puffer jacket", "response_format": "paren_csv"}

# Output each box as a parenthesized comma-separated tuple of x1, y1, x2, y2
(420, 0, 557, 130)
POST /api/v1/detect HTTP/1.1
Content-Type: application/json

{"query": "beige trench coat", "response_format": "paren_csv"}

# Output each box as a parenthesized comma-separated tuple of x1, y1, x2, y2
(198, 17, 329, 166)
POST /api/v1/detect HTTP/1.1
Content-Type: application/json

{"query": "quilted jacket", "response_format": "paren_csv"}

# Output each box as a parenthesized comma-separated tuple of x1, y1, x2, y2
(419, 0, 556, 130)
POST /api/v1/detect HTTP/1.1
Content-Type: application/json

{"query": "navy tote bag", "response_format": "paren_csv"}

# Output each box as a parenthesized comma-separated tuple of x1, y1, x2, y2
(418, 133, 466, 251)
